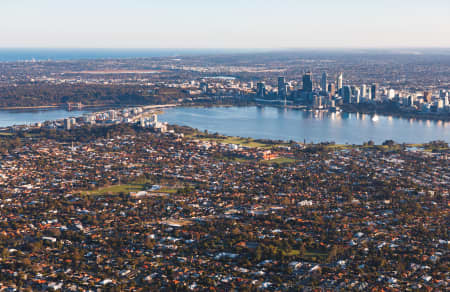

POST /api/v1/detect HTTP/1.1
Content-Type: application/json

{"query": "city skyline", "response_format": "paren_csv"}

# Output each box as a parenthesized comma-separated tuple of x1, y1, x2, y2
(1, 0, 450, 49)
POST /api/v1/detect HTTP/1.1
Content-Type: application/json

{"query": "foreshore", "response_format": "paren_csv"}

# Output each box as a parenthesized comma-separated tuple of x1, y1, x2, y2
(254, 103, 450, 122)
(342, 108, 450, 122)
(0, 103, 177, 111)
(0, 105, 60, 110)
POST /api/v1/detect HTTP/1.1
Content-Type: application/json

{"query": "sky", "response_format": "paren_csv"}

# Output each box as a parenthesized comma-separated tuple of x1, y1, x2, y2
(1, 0, 450, 49)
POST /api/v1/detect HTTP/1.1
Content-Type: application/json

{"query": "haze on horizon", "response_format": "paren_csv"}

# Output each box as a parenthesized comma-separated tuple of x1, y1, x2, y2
(1, 0, 450, 49)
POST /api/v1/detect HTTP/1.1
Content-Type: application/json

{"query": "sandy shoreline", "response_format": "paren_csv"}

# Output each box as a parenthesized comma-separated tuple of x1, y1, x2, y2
(0, 105, 60, 110)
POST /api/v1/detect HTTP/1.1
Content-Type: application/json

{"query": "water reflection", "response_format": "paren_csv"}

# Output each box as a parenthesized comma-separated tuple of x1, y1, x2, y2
(276, 107, 287, 116)
(210, 105, 440, 143)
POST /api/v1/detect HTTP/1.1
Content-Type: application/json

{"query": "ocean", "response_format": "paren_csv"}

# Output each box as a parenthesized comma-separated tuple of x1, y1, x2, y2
(0, 48, 260, 62)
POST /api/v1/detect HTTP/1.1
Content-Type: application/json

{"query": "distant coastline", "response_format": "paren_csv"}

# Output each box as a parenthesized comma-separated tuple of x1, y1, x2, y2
(0, 48, 264, 62)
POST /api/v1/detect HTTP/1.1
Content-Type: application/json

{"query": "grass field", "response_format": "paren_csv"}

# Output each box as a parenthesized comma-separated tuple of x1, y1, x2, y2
(223, 156, 255, 163)
(283, 249, 328, 261)
(302, 250, 328, 261)
(83, 183, 146, 196)
(261, 157, 297, 164)
(324, 144, 354, 150)
(83, 180, 179, 196)
(197, 136, 270, 148)
(219, 137, 269, 148)
(187, 131, 287, 149)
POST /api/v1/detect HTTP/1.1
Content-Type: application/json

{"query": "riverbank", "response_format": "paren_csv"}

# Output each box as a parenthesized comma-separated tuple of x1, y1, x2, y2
(0, 104, 112, 111)
(0, 103, 169, 111)
(178, 127, 449, 151)
(342, 106, 450, 122)
(255, 103, 450, 122)
(2, 100, 448, 123)
(181, 102, 450, 124)
(0, 105, 61, 110)
(194, 100, 450, 122)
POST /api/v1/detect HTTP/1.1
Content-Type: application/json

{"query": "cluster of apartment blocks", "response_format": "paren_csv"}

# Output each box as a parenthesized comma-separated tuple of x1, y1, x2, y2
(65, 107, 168, 132)
(21, 106, 169, 133)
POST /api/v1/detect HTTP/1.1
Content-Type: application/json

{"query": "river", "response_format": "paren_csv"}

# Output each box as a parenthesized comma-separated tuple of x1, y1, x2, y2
(0, 106, 448, 144)
(159, 106, 450, 144)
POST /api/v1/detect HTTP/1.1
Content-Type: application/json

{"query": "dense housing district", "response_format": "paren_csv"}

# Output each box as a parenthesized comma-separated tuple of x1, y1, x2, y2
(0, 123, 448, 291)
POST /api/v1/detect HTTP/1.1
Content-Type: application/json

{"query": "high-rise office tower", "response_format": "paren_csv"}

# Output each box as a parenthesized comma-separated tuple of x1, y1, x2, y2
(424, 91, 432, 103)
(351, 86, 357, 97)
(302, 72, 313, 92)
(337, 73, 343, 90)
(355, 88, 360, 104)
(387, 89, 396, 99)
(278, 77, 287, 98)
(361, 84, 367, 98)
(328, 83, 336, 95)
(371, 84, 377, 100)
(257, 82, 266, 97)
(343, 86, 352, 103)
(321, 72, 328, 92)
(408, 95, 415, 107)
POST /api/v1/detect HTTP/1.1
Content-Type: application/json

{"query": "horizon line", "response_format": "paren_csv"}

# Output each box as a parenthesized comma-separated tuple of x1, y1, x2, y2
(1, 47, 450, 50)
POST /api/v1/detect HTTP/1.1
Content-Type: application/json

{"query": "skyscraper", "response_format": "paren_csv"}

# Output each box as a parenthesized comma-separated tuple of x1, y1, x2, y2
(343, 86, 352, 103)
(337, 73, 343, 90)
(424, 91, 432, 103)
(355, 88, 360, 104)
(328, 83, 336, 95)
(302, 72, 313, 92)
(278, 77, 287, 98)
(408, 95, 415, 107)
(361, 84, 367, 98)
(321, 72, 328, 92)
(257, 82, 266, 97)
(371, 84, 377, 100)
